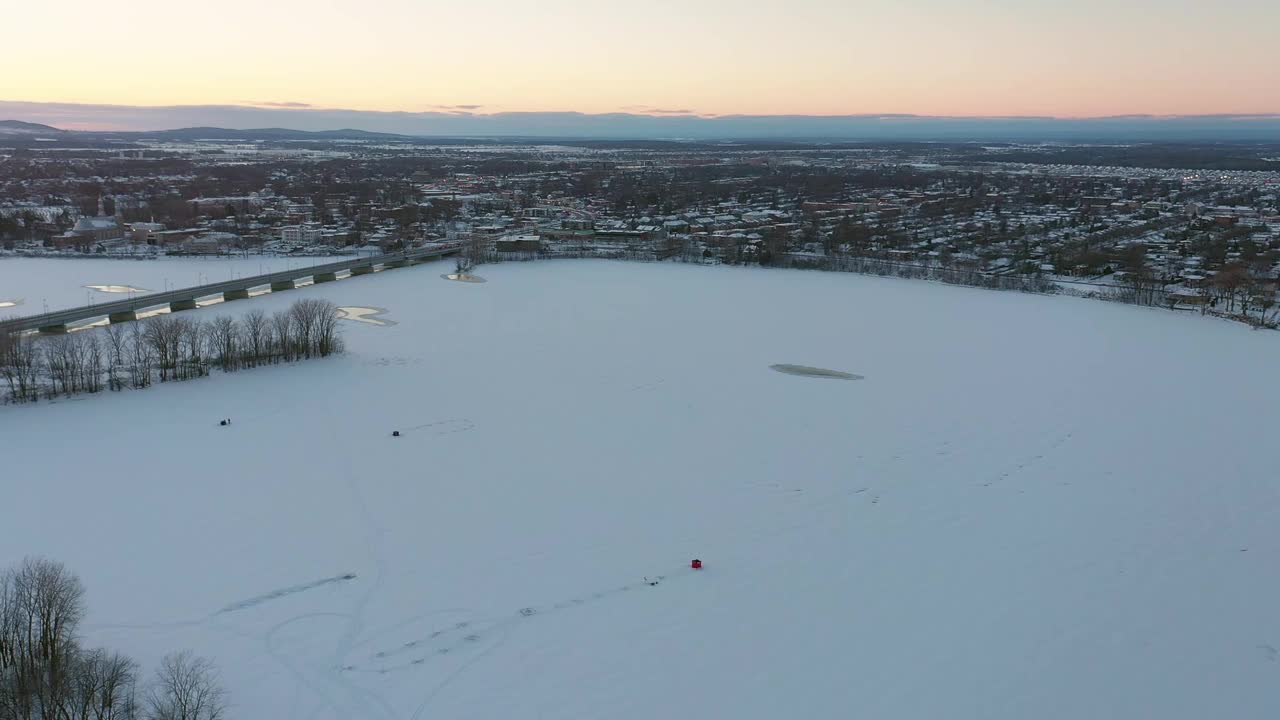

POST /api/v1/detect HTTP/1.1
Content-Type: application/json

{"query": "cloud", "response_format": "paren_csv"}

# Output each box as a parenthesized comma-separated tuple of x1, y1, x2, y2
(620, 105, 697, 116)
(424, 104, 483, 112)
(246, 101, 314, 108)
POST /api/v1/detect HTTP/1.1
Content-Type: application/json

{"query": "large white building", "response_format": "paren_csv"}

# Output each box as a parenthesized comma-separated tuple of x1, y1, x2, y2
(70, 215, 123, 243)
(280, 225, 323, 244)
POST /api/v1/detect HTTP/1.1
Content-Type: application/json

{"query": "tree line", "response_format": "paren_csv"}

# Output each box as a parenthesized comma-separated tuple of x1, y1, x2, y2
(1, 557, 226, 720)
(770, 252, 1061, 295)
(1, 298, 343, 404)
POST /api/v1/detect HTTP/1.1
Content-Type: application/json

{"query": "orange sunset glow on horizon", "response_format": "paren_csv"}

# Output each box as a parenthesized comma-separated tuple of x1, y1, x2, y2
(2, 0, 1277, 122)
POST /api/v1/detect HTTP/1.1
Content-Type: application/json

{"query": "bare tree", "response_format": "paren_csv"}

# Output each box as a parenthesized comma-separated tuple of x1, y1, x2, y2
(1257, 286, 1278, 327)
(45, 334, 90, 398)
(104, 324, 128, 392)
(0, 566, 17, 717)
(69, 335, 90, 395)
(289, 300, 318, 358)
(127, 323, 152, 389)
(0, 557, 87, 720)
(144, 653, 225, 720)
(143, 316, 180, 382)
(207, 317, 241, 372)
(287, 299, 341, 358)
(241, 310, 268, 367)
(269, 310, 294, 363)
(71, 649, 138, 720)
(178, 319, 206, 380)
(0, 330, 42, 403)
(457, 233, 487, 273)
(1212, 263, 1249, 314)
(83, 334, 104, 394)
(311, 301, 342, 357)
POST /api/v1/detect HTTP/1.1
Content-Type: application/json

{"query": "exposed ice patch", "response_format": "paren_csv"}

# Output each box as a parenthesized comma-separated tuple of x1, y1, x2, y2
(770, 364, 863, 380)
(85, 284, 149, 294)
(441, 273, 486, 283)
(337, 306, 397, 326)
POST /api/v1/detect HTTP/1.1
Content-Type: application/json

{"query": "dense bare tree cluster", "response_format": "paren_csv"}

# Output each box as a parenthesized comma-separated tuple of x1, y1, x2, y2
(1105, 243, 1279, 324)
(2, 299, 343, 404)
(454, 234, 488, 274)
(1204, 261, 1279, 325)
(0, 558, 225, 720)
(773, 252, 1060, 294)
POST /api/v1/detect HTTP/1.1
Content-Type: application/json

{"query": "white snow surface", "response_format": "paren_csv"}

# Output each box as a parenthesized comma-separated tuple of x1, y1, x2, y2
(3, 260, 1280, 719)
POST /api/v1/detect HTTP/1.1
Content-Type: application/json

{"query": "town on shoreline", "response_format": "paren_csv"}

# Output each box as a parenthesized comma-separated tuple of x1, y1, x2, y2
(3, 134, 1278, 327)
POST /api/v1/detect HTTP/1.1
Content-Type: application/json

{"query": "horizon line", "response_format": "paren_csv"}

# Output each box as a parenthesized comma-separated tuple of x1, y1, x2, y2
(6, 101, 1280, 141)
(5, 100, 1280, 124)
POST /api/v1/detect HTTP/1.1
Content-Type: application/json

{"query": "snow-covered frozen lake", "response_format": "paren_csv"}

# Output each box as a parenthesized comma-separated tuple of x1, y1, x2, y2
(3, 260, 1280, 719)
(0, 255, 354, 313)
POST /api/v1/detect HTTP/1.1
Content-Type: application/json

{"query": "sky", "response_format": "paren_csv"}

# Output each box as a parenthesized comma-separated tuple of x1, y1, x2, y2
(1, 0, 1277, 127)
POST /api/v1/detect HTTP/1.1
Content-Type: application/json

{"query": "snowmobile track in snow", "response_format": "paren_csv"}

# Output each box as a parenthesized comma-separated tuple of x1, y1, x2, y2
(215, 573, 358, 615)
(398, 418, 476, 437)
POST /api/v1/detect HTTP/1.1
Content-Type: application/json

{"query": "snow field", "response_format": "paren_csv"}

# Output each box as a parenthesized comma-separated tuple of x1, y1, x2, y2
(3, 259, 1280, 719)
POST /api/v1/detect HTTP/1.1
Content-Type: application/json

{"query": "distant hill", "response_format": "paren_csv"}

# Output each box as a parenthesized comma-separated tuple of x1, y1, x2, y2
(0, 121, 413, 145)
(130, 126, 411, 141)
(0, 119, 65, 134)
(7, 108, 1280, 143)
(117, 113, 1280, 142)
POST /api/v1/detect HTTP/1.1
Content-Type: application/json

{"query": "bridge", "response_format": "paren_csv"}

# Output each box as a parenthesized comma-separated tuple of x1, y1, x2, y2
(0, 246, 459, 334)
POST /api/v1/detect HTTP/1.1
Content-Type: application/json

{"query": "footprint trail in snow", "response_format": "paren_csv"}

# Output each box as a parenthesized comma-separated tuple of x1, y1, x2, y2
(342, 567, 698, 675)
